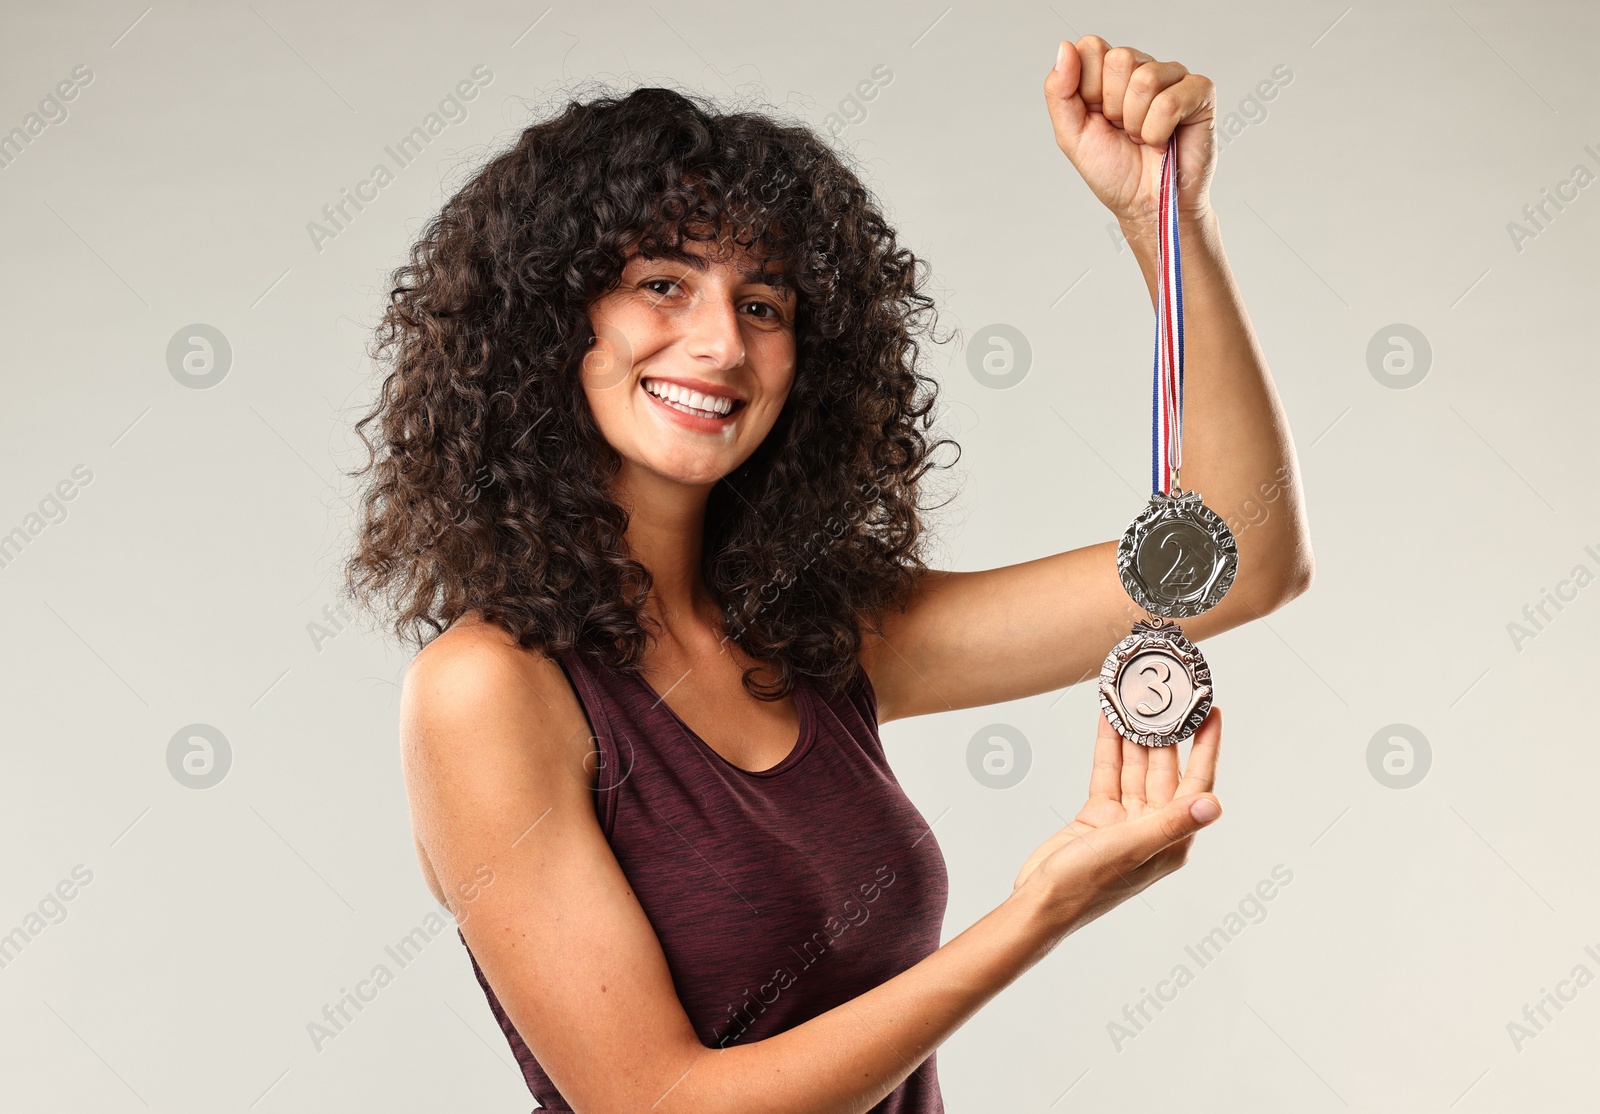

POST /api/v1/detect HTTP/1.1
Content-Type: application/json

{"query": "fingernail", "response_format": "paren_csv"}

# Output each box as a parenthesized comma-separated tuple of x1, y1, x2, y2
(1190, 798, 1221, 823)
(1055, 42, 1069, 75)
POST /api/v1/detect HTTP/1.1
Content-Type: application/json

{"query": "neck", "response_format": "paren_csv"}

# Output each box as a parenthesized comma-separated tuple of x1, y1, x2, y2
(612, 460, 717, 639)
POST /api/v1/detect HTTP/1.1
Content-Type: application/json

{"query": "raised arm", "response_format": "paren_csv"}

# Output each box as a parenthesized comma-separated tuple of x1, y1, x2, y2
(860, 37, 1313, 723)
(402, 619, 1220, 1113)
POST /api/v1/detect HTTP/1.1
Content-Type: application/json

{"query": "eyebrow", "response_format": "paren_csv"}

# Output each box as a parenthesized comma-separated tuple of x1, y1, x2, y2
(632, 247, 794, 298)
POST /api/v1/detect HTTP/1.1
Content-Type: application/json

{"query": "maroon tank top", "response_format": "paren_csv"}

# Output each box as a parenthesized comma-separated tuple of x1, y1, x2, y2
(458, 646, 950, 1112)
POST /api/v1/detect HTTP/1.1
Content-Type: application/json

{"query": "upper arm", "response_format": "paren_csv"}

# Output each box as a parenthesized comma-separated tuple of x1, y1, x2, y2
(400, 624, 707, 1111)
(858, 542, 1135, 723)
(859, 526, 1311, 723)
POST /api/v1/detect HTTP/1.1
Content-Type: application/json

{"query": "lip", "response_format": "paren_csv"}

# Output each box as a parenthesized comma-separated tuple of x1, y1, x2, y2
(639, 377, 745, 432)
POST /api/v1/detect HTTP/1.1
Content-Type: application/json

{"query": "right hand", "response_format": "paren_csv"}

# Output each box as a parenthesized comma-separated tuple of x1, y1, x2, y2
(1014, 706, 1223, 933)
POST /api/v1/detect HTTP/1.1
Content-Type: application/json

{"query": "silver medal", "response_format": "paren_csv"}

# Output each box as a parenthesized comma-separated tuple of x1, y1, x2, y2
(1098, 616, 1213, 747)
(1117, 488, 1237, 619)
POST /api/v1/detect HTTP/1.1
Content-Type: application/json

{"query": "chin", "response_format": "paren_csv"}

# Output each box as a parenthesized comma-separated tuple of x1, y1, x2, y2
(646, 450, 743, 488)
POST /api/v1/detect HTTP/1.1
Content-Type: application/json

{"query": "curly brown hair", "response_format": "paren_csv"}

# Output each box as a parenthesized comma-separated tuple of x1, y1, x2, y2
(342, 83, 959, 700)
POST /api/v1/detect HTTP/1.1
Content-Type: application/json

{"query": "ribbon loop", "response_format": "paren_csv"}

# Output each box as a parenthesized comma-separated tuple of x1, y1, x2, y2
(1150, 139, 1184, 495)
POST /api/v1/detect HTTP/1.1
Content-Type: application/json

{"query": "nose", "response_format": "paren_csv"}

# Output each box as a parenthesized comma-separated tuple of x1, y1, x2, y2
(681, 287, 746, 370)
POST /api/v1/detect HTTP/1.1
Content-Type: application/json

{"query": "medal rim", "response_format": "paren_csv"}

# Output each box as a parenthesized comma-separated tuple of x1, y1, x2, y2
(1097, 616, 1214, 747)
(1117, 489, 1239, 619)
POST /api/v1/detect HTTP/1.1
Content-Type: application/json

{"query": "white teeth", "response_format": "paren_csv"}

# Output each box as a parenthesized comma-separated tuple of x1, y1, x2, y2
(643, 379, 736, 418)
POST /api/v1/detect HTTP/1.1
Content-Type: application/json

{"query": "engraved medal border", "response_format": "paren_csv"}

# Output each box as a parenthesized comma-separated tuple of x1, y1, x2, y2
(1098, 616, 1214, 748)
(1116, 489, 1239, 619)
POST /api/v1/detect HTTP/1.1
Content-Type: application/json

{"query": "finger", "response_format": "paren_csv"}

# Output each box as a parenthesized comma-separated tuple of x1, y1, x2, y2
(1074, 35, 1112, 110)
(1145, 738, 1181, 806)
(1043, 38, 1089, 159)
(1088, 711, 1123, 801)
(1175, 706, 1222, 798)
(1131, 71, 1215, 147)
(1100, 45, 1157, 128)
(1107, 789, 1223, 872)
(1120, 732, 1149, 809)
(1119, 60, 1189, 146)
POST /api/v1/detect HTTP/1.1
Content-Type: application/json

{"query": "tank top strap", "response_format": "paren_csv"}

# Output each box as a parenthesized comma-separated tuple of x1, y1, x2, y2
(551, 647, 626, 836)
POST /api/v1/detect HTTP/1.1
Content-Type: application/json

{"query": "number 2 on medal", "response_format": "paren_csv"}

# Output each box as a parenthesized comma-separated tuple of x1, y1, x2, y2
(1134, 659, 1174, 717)
(1159, 535, 1190, 591)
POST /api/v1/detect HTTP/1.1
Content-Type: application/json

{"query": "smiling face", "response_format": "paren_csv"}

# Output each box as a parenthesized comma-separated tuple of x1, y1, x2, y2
(581, 232, 798, 497)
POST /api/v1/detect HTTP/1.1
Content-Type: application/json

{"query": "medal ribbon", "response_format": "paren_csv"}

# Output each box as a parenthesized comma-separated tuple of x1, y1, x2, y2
(1150, 138, 1184, 496)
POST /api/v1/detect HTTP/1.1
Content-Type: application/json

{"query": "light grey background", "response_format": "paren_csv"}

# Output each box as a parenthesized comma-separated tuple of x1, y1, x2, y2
(2, 1, 1595, 1110)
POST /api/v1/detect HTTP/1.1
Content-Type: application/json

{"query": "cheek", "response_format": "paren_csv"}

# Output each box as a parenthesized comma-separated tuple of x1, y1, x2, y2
(578, 376, 640, 459)
(579, 380, 619, 427)
(581, 322, 638, 392)
(756, 338, 798, 399)
(578, 319, 647, 432)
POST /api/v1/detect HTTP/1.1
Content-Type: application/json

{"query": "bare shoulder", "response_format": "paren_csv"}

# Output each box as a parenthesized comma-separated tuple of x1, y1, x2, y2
(398, 612, 595, 907)
(400, 611, 587, 766)
(404, 610, 564, 708)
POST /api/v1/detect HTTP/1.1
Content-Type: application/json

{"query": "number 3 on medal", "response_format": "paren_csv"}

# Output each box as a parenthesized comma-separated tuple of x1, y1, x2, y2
(1134, 658, 1173, 717)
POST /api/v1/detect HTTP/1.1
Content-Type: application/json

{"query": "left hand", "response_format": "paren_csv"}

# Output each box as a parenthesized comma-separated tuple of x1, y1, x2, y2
(1043, 36, 1217, 226)
(1012, 707, 1222, 901)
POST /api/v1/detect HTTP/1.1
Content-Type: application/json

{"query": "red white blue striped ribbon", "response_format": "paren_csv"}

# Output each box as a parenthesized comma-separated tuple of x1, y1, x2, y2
(1151, 138, 1185, 495)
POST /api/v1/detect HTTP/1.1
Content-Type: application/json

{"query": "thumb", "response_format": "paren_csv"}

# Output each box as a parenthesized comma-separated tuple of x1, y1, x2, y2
(1111, 792, 1224, 868)
(1043, 40, 1089, 160)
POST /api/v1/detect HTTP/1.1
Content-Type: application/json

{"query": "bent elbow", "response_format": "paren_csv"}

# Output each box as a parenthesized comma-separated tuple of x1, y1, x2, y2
(1258, 544, 1314, 613)
(1285, 552, 1315, 603)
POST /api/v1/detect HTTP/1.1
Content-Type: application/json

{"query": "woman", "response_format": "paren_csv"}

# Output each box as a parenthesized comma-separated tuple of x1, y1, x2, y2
(344, 36, 1312, 1113)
